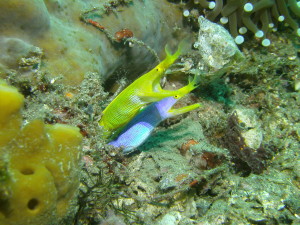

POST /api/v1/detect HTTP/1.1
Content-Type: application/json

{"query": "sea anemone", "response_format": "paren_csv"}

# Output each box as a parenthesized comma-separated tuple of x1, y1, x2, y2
(179, 0, 300, 46)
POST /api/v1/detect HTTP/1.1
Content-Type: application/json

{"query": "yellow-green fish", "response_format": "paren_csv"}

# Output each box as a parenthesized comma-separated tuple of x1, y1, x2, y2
(99, 44, 198, 136)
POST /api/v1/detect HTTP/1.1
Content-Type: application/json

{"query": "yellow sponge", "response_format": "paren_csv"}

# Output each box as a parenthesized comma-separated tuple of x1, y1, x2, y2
(0, 80, 82, 225)
(0, 80, 24, 147)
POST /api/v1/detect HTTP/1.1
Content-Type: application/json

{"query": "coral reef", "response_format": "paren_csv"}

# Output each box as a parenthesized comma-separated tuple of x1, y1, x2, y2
(0, 0, 299, 224)
(0, 80, 82, 225)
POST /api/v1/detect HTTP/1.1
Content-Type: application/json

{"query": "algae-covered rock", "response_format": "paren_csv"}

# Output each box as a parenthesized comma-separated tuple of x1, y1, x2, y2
(0, 0, 50, 35)
(0, 80, 82, 225)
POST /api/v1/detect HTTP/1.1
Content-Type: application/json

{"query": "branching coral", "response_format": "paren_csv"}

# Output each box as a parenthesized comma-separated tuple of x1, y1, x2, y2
(179, 0, 300, 46)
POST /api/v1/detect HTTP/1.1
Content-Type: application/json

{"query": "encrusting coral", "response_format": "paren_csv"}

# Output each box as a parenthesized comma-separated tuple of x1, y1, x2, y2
(0, 80, 83, 225)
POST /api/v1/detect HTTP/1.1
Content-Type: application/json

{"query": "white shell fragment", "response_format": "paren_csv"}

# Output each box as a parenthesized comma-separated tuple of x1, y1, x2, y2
(234, 107, 263, 149)
(195, 16, 244, 71)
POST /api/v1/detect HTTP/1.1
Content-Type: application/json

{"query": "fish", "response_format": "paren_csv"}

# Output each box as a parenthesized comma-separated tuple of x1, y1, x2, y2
(99, 42, 199, 137)
(108, 96, 200, 153)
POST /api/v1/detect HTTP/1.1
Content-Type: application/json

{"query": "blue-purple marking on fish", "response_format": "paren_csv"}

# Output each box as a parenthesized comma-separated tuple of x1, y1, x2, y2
(108, 96, 200, 153)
